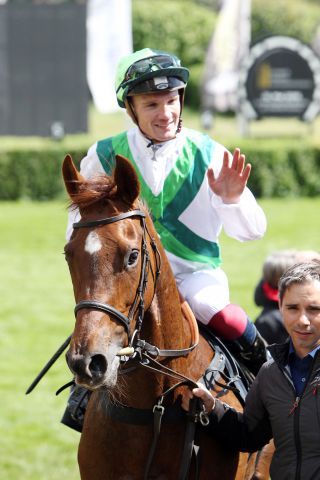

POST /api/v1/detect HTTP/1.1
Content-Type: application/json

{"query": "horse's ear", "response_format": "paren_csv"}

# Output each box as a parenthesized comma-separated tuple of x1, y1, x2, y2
(62, 154, 85, 197)
(114, 154, 140, 204)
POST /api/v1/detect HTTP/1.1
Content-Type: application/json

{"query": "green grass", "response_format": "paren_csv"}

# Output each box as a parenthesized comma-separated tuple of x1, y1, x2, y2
(0, 201, 79, 480)
(222, 197, 320, 318)
(1, 197, 320, 479)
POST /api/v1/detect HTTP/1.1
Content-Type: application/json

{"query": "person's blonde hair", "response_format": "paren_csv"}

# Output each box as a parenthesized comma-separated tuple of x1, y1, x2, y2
(262, 250, 297, 289)
(262, 249, 320, 289)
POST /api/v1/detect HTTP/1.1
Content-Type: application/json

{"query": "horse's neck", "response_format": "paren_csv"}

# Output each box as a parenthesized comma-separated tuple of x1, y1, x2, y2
(116, 217, 197, 406)
(148, 250, 188, 349)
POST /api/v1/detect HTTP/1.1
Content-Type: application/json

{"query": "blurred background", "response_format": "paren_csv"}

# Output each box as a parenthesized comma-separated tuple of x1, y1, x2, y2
(0, 0, 319, 478)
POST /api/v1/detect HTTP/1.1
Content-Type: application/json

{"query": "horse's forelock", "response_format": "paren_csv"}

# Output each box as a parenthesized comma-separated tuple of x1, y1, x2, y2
(69, 174, 117, 209)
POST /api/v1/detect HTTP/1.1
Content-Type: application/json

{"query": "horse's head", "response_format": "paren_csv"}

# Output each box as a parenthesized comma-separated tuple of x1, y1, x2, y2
(62, 154, 160, 390)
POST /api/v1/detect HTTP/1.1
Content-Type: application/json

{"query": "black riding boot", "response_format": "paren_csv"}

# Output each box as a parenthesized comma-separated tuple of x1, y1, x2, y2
(237, 330, 269, 376)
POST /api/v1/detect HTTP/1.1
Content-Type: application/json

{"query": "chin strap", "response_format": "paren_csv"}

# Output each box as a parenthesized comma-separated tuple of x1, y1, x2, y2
(176, 117, 183, 133)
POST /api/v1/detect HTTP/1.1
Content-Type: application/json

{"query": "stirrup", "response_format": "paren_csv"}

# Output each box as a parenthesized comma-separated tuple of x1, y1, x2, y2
(239, 331, 268, 376)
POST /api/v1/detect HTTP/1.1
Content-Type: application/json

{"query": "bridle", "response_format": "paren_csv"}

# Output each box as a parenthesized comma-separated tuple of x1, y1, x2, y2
(73, 209, 161, 348)
(73, 207, 198, 359)
(27, 207, 247, 480)
(25, 206, 200, 394)
(73, 207, 208, 480)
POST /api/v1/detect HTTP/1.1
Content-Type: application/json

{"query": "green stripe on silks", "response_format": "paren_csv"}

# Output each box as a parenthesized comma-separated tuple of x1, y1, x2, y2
(157, 135, 221, 267)
(96, 131, 221, 267)
(97, 133, 161, 213)
(98, 133, 201, 220)
(112, 135, 200, 219)
(96, 133, 139, 176)
(155, 220, 221, 267)
(96, 137, 117, 174)
(153, 136, 199, 215)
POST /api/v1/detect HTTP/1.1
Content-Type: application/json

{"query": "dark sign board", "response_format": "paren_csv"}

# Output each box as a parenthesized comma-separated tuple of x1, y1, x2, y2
(0, 4, 87, 136)
(238, 36, 320, 121)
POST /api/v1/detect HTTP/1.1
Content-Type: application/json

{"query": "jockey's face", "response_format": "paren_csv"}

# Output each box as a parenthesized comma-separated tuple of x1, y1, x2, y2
(130, 90, 180, 143)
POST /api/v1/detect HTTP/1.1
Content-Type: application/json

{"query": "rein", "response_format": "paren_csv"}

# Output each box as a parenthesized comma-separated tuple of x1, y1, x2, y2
(25, 208, 199, 394)
(73, 208, 198, 359)
(27, 207, 203, 479)
(73, 207, 202, 480)
(73, 209, 154, 339)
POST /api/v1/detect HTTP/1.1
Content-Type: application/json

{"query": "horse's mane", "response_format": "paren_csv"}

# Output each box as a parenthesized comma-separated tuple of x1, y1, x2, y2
(69, 174, 118, 209)
(69, 172, 148, 214)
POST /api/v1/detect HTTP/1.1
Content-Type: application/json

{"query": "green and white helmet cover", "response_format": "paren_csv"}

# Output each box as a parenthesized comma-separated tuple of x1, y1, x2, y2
(115, 48, 189, 108)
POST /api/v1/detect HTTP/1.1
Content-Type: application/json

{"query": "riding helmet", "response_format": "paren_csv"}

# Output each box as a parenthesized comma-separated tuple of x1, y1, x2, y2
(115, 48, 189, 108)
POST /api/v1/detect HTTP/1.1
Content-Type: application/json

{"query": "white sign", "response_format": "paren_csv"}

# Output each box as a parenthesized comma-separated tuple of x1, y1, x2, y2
(87, 0, 133, 113)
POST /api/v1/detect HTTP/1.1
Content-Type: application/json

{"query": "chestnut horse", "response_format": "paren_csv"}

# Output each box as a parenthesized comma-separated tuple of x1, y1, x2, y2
(62, 153, 265, 480)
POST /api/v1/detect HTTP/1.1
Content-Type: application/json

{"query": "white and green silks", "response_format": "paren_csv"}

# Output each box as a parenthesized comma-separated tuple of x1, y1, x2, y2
(67, 126, 266, 278)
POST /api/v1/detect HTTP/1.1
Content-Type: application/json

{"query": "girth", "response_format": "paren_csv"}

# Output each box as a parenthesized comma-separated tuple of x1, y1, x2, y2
(101, 331, 251, 480)
(102, 394, 186, 425)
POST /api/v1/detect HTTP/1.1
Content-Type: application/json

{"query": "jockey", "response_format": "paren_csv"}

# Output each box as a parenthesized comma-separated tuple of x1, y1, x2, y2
(67, 47, 268, 369)
(63, 48, 268, 431)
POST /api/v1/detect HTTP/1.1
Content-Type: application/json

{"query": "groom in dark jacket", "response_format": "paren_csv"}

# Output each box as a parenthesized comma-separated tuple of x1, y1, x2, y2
(183, 261, 320, 480)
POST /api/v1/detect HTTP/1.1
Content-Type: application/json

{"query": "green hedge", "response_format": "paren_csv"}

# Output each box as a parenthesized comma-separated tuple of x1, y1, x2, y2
(238, 142, 320, 198)
(132, 0, 319, 64)
(132, 0, 320, 109)
(132, 0, 216, 68)
(0, 148, 85, 201)
(132, 0, 216, 108)
(251, 0, 320, 45)
(1, 142, 319, 200)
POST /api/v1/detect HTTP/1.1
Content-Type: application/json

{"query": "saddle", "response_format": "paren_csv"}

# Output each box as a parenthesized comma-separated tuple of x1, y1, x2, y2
(180, 297, 253, 406)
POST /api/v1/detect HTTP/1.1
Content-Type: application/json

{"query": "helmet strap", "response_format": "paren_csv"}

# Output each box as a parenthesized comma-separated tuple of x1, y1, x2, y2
(125, 99, 155, 143)
(125, 98, 139, 125)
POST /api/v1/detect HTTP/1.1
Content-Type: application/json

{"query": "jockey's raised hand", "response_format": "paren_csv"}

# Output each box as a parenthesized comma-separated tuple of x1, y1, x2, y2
(207, 148, 251, 204)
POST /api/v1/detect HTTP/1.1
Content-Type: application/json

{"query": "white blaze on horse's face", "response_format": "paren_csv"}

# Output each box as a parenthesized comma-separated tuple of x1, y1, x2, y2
(85, 231, 102, 255)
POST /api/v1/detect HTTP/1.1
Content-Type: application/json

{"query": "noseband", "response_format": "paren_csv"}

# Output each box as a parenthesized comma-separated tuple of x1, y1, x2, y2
(73, 209, 161, 346)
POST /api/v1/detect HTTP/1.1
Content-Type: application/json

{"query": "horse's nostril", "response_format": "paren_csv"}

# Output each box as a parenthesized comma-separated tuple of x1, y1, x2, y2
(89, 354, 107, 377)
(67, 353, 91, 378)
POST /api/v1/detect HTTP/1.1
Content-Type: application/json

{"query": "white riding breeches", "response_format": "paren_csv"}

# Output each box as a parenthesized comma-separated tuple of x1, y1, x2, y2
(175, 267, 230, 325)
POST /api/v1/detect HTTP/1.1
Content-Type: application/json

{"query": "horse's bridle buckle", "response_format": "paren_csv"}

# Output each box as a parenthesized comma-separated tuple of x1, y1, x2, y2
(153, 404, 165, 415)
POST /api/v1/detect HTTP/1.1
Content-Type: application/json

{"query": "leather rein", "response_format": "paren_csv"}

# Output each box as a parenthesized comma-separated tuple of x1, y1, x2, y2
(73, 208, 199, 360)
(73, 209, 154, 340)
(26, 206, 252, 478)
(27, 208, 207, 480)
(73, 208, 205, 480)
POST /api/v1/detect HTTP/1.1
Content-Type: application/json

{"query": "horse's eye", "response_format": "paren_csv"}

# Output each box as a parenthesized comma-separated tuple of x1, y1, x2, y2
(126, 249, 139, 267)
